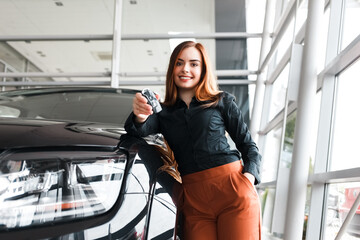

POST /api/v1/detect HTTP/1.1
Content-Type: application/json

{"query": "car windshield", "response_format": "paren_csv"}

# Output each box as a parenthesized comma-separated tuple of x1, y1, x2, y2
(0, 88, 137, 125)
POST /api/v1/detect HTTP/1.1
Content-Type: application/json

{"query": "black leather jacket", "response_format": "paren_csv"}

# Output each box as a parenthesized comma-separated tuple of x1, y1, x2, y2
(125, 91, 262, 184)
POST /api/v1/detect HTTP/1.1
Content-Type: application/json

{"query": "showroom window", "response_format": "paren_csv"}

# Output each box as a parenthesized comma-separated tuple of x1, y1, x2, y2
(261, 124, 283, 183)
(324, 182, 360, 239)
(341, 0, 360, 51)
(330, 58, 360, 171)
(281, 110, 296, 169)
(268, 63, 290, 121)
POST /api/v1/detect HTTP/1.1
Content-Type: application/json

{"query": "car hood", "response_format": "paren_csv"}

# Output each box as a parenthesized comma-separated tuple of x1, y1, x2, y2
(0, 118, 125, 149)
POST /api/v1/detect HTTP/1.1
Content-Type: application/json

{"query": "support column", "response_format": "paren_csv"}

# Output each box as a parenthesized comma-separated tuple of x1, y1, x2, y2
(111, 0, 123, 88)
(250, 0, 275, 141)
(283, 0, 324, 239)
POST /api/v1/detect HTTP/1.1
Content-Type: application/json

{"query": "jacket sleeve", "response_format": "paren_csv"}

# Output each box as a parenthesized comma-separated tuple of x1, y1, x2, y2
(221, 92, 262, 184)
(124, 112, 160, 137)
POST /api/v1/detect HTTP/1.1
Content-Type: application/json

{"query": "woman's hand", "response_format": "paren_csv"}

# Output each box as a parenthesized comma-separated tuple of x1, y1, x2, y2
(243, 172, 255, 185)
(132, 92, 160, 123)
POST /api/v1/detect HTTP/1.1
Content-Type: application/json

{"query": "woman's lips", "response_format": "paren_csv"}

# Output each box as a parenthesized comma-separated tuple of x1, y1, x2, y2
(179, 76, 192, 82)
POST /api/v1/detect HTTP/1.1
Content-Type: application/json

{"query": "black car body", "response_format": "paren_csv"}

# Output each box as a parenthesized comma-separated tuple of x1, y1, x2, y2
(0, 87, 180, 240)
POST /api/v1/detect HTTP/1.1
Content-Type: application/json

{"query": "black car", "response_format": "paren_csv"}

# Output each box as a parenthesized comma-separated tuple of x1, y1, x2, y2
(0, 87, 181, 240)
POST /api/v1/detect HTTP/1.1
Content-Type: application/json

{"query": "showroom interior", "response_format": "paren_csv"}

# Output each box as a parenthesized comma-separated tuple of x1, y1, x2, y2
(0, 0, 360, 239)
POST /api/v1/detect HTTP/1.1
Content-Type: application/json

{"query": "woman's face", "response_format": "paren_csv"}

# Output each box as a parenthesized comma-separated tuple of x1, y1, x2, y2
(173, 46, 203, 92)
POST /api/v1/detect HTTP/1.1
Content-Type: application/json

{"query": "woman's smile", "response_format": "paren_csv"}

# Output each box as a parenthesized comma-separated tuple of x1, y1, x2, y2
(179, 76, 193, 81)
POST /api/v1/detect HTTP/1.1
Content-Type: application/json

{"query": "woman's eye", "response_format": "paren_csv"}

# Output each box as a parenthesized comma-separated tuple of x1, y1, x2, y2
(176, 62, 183, 66)
(191, 63, 198, 67)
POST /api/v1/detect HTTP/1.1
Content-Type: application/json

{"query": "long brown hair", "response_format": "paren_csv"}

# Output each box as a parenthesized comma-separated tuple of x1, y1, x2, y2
(155, 141, 182, 183)
(163, 41, 222, 107)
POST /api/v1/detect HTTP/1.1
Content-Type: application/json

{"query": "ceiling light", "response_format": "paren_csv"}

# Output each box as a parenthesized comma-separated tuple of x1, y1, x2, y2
(92, 52, 112, 61)
(55, 1, 63, 6)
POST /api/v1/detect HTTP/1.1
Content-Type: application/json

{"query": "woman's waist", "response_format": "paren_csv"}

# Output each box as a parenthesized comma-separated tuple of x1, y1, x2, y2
(181, 160, 242, 184)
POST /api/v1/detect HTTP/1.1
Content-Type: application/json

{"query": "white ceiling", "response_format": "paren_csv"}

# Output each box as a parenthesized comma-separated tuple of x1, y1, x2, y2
(0, 0, 216, 87)
(0, 0, 266, 97)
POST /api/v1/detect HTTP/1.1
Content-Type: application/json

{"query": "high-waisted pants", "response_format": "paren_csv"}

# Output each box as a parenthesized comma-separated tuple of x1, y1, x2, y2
(180, 161, 261, 240)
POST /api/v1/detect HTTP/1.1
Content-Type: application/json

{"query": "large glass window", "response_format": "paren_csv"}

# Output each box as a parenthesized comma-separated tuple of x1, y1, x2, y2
(281, 111, 296, 169)
(303, 186, 312, 239)
(309, 91, 322, 174)
(280, 108, 318, 172)
(261, 125, 283, 182)
(317, 6, 330, 73)
(2, 68, 20, 91)
(268, 63, 290, 120)
(341, 0, 360, 51)
(0, 43, 29, 73)
(246, 0, 266, 71)
(247, 38, 262, 71)
(295, 0, 308, 34)
(260, 188, 276, 236)
(275, 20, 294, 65)
(324, 182, 360, 239)
(330, 58, 360, 171)
(0, 42, 53, 88)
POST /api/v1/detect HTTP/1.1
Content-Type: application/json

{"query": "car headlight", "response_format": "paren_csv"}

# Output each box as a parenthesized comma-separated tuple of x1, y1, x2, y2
(0, 149, 126, 229)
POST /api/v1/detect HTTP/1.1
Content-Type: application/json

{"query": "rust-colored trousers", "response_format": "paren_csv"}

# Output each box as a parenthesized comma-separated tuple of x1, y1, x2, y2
(181, 161, 261, 240)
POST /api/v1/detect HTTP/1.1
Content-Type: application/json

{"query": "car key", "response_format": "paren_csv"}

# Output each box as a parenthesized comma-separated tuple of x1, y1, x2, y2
(141, 88, 162, 113)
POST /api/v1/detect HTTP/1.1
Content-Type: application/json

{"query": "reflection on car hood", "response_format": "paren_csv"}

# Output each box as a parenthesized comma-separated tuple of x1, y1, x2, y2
(0, 118, 126, 149)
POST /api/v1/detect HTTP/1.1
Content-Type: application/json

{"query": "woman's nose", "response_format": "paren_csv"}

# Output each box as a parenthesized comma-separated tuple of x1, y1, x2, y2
(182, 63, 190, 72)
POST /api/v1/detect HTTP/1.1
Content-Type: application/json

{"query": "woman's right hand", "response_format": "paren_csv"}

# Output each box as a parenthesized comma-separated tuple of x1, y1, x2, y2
(133, 92, 154, 123)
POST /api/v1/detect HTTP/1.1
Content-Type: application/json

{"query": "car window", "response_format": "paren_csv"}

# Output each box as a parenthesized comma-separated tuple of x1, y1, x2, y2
(0, 89, 136, 125)
(0, 105, 20, 118)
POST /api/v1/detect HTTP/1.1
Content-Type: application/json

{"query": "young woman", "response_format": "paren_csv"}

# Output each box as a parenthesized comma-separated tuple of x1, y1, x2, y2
(125, 41, 262, 240)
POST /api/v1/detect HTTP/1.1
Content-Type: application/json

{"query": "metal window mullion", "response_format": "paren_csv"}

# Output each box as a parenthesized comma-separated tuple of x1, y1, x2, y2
(126, 32, 262, 39)
(0, 72, 111, 78)
(265, 19, 305, 86)
(255, 12, 306, 138)
(266, 47, 291, 85)
(317, 33, 360, 89)
(273, 0, 297, 39)
(0, 69, 258, 78)
(0, 32, 263, 42)
(309, 167, 360, 184)
(269, 0, 304, 234)
(306, 0, 345, 239)
(256, 0, 282, 150)
(259, 101, 297, 136)
(249, 0, 276, 140)
(259, 0, 297, 73)
(110, 0, 123, 88)
(283, 0, 325, 238)
(266, 18, 306, 86)
(0, 79, 256, 87)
